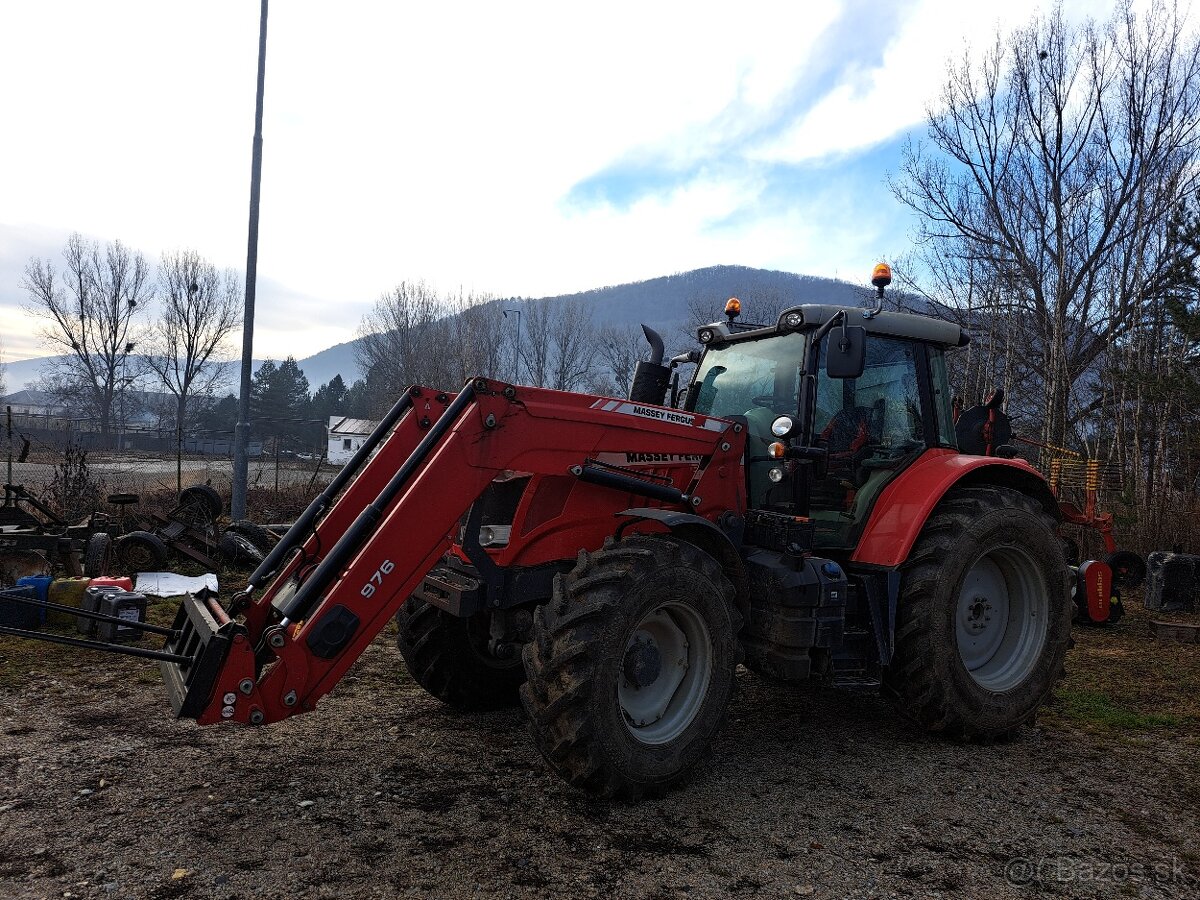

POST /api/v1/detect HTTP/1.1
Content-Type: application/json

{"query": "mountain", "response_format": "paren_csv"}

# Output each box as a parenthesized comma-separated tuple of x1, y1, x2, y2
(2, 265, 879, 392)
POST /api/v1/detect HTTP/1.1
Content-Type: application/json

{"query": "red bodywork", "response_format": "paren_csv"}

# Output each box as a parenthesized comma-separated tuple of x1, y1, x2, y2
(190, 381, 745, 726)
(852, 449, 1053, 568)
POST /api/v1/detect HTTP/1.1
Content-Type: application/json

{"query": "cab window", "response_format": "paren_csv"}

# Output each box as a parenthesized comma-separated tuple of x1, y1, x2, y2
(689, 331, 806, 420)
(810, 336, 926, 548)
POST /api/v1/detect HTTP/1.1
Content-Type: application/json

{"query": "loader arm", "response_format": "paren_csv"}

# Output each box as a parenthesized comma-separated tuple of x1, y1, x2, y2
(162, 378, 745, 727)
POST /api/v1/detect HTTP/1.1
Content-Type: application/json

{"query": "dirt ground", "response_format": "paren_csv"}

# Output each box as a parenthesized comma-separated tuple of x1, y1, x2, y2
(1, 607, 1198, 900)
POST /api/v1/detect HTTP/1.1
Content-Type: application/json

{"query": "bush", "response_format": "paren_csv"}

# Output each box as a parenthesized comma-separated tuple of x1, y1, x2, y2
(47, 441, 105, 522)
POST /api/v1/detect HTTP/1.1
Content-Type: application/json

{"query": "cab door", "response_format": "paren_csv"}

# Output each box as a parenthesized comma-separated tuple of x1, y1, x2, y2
(808, 336, 948, 549)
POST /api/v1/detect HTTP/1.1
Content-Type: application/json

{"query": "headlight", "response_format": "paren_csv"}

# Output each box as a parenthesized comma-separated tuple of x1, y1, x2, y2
(771, 415, 795, 437)
(698, 328, 714, 343)
(783, 311, 803, 328)
(478, 525, 512, 547)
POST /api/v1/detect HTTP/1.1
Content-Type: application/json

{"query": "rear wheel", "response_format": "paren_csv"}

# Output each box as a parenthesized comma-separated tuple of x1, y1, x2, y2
(1104, 550, 1146, 589)
(884, 485, 1071, 739)
(114, 531, 168, 573)
(177, 485, 223, 525)
(395, 597, 525, 710)
(219, 531, 264, 566)
(225, 520, 276, 556)
(520, 535, 739, 799)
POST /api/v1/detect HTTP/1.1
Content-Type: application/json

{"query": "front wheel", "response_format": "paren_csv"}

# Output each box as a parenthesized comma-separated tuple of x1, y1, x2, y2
(884, 485, 1072, 739)
(521, 535, 739, 799)
(395, 597, 525, 711)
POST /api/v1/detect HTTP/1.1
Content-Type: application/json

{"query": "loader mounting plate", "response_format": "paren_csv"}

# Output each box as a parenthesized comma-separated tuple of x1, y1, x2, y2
(160, 592, 245, 719)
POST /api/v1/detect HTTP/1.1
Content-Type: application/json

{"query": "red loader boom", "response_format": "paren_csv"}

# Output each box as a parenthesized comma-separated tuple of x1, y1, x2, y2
(162, 378, 746, 726)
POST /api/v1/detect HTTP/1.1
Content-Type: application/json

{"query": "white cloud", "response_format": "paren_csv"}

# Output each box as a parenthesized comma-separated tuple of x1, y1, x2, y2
(0, 0, 1141, 363)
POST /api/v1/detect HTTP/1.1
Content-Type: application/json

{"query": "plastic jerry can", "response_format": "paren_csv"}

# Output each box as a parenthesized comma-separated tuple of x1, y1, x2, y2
(88, 576, 134, 592)
(95, 591, 148, 643)
(16, 575, 52, 625)
(79, 585, 127, 636)
(46, 577, 91, 627)
(0, 585, 40, 629)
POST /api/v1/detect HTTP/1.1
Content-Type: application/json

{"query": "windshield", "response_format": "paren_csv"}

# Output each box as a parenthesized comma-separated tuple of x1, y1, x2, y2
(689, 331, 807, 420)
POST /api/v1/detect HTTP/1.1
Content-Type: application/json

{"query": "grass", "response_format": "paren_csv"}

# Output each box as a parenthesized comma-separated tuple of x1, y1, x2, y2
(1054, 688, 1181, 730)
(1041, 594, 1200, 737)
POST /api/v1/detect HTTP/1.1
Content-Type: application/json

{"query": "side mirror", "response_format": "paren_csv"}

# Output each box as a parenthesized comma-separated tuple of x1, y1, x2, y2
(826, 325, 866, 379)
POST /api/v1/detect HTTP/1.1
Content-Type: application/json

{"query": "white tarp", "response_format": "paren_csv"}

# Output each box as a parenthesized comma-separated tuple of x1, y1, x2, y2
(134, 572, 219, 598)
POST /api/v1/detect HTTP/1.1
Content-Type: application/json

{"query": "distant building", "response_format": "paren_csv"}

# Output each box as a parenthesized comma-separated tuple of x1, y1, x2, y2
(327, 416, 376, 465)
(0, 389, 66, 417)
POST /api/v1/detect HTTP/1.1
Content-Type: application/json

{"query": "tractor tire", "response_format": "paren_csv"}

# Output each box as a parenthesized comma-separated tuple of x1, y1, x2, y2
(1104, 550, 1146, 590)
(114, 531, 169, 573)
(177, 484, 223, 525)
(225, 520, 276, 556)
(394, 596, 525, 711)
(83, 532, 113, 578)
(883, 485, 1072, 740)
(520, 535, 740, 799)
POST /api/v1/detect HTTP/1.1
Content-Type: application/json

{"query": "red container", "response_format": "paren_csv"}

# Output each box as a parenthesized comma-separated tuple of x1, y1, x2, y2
(88, 576, 133, 592)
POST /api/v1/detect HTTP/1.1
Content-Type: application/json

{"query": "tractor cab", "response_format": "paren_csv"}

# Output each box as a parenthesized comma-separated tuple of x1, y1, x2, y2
(681, 272, 965, 552)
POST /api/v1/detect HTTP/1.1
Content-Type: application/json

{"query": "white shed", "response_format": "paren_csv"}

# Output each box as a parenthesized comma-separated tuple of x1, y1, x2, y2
(327, 416, 377, 465)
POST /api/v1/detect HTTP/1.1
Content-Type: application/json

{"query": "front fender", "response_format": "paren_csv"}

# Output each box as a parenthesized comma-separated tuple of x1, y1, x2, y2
(851, 449, 1058, 568)
(616, 507, 748, 608)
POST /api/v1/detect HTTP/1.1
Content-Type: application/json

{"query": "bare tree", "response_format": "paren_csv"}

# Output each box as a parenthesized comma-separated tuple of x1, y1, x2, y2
(892, 2, 1200, 446)
(519, 300, 555, 389)
(357, 283, 508, 414)
(21, 233, 152, 435)
(596, 324, 648, 396)
(445, 289, 505, 386)
(356, 281, 449, 410)
(145, 249, 243, 485)
(514, 300, 599, 390)
(548, 302, 597, 391)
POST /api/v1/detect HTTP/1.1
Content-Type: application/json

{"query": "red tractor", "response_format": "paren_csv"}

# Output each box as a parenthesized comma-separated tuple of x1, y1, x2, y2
(1, 265, 1074, 798)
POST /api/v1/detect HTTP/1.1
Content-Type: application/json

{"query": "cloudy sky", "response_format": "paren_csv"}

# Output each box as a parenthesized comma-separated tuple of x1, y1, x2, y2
(0, 0, 1115, 366)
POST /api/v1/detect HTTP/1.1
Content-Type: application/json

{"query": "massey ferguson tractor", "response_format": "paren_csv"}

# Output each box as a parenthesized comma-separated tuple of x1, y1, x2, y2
(1, 265, 1077, 799)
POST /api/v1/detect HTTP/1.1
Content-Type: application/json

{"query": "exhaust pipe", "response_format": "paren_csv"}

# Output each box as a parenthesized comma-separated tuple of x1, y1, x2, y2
(628, 324, 672, 406)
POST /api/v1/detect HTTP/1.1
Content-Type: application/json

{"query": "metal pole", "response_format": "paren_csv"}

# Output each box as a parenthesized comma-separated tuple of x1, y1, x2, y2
(232, 0, 269, 520)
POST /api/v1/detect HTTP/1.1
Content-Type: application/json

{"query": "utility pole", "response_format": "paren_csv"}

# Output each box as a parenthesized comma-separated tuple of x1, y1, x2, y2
(232, 0, 269, 519)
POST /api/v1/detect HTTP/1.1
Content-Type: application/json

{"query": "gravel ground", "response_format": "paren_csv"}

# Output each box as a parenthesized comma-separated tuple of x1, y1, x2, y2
(1, 632, 1197, 900)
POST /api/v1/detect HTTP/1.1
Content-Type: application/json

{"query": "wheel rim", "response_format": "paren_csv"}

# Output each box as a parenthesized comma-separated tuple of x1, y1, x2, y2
(121, 539, 158, 571)
(956, 547, 1049, 692)
(618, 602, 712, 745)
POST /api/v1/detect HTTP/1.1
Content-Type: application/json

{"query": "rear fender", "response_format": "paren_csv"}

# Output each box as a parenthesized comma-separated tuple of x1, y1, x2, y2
(851, 449, 1058, 569)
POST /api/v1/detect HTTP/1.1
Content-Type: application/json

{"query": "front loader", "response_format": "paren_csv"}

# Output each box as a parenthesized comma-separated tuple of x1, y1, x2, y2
(1, 265, 1074, 799)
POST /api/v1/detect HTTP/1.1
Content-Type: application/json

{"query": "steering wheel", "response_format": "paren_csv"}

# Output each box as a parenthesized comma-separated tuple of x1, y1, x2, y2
(750, 395, 778, 409)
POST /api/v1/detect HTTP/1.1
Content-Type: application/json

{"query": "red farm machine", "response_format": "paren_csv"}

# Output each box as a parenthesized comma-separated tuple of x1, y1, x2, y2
(2, 265, 1089, 798)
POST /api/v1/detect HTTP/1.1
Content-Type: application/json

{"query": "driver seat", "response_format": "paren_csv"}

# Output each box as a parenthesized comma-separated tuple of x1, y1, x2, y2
(811, 400, 884, 511)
